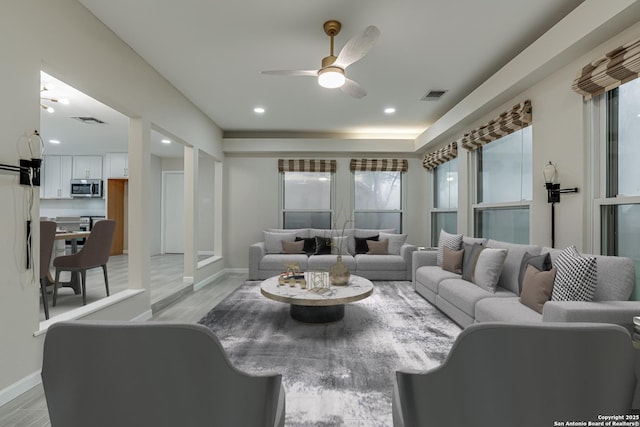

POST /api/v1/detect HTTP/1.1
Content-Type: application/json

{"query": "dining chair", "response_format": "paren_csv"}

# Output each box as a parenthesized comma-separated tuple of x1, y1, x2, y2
(393, 322, 636, 427)
(39, 220, 57, 319)
(41, 321, 286, 427)
(53, 219, 115, 306)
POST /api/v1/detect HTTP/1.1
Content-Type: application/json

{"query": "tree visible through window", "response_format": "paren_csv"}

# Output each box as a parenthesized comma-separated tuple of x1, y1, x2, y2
(353, 171, 402, 231)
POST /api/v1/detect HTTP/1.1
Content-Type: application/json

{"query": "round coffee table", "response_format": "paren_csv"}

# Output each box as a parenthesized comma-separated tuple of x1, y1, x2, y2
(260, 274, 374, 323)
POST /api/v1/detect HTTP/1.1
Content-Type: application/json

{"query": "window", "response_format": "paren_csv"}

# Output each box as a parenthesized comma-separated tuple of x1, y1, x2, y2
(474, 126, 532, 243)
(282, 171, 332, 229)
(431, 158, 458, 246)
(351, 159, 407, 232)
(600, 78, 640, 299)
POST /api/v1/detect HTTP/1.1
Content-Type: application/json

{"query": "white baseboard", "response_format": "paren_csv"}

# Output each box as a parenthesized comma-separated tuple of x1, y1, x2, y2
(193, 269, 227, 291)
(0, 370, 41, 408)
(225, 268, 249, 274)
(131, 309, 153, 321)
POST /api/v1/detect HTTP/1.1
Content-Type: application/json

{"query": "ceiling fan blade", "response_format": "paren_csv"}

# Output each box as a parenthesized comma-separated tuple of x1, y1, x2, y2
(261, 70, 318, 77)
(341, 78, 366, 99)
(333, 25, 380, 69)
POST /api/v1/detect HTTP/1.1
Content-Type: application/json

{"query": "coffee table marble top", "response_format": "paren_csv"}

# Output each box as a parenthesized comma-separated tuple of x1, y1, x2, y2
(260, 274, 374, 307)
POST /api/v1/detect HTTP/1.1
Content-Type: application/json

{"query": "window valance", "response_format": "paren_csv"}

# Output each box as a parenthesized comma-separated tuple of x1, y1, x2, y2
(422, 142, 457, 170)
(572, 36, 640, 100)
(460, 100, 532, 151)
(349, 158, 408, 172)
(278, 159, 336, 173)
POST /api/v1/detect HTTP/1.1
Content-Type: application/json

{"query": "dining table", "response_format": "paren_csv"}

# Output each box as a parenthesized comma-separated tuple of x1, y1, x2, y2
(45, 230, 92, 294)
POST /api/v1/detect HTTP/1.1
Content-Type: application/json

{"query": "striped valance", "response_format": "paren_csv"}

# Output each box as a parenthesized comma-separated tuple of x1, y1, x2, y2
(422, 142, 457, 170)
(350, 158, 408, 172)
(460, 100, 532, 151)
(278, 159, 336, 173)
(572, 36, 640, 100)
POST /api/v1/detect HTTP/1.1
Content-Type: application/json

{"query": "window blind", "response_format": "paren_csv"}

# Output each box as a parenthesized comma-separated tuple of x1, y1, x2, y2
(422, 142, 457, 170)
(572, 36, 640, 100)
(277, 159, 336, 173)
(349, 158, 408, 172)
(460, 100, 532, 151)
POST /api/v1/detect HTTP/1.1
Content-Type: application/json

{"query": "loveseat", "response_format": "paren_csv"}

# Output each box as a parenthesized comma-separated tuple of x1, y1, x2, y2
(412, 233, 640, 330)
(249, 228, 417, 281)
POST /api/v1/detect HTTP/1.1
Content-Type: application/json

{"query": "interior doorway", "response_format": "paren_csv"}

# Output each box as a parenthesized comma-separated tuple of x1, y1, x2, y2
(162, 171, 184, 254)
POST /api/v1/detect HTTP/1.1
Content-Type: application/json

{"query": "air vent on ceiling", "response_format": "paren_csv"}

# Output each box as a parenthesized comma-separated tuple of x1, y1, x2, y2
(421, 90, 447, 101)
(71, 116, 106, 124)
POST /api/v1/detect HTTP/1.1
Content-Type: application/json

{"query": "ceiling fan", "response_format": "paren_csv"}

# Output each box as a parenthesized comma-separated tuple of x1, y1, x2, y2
(262, 20, 380, 98)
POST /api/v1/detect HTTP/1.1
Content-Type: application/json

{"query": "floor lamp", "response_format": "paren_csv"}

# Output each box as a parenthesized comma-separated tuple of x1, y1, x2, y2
(543, 161, 578, 248)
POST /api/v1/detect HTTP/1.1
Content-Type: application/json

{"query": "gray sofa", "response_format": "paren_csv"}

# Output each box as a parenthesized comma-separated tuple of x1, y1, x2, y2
(413, 236, 640, 329)
(249, 228, 417, 281)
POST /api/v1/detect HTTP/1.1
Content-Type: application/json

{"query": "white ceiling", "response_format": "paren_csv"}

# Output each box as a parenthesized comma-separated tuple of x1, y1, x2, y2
(51, 0, 585, 154)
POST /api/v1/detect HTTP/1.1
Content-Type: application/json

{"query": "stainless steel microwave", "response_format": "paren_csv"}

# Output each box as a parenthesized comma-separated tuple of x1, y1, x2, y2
(70, 179, 102, 198)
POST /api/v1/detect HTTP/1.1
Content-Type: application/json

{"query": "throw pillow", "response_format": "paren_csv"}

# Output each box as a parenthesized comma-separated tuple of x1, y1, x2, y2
(472, 248, 508, 293)
(437, 230, 463, 267)
(378, 232, 408, 255)
(367, 239, 389, 255)
(355, 235, 378, 254)
(314, 236, 332, 255)
(295, 237, 316, 255)
(517, 252, 552, 294)
(331, 235, 350, 256)
(520, 264, 557, 314)
(264, 231, 297, 254)
(461, 242, 484, 282)
(551, 245, 598, 302)
(442, 246, 464, 274)
(281, 240, 305, 254)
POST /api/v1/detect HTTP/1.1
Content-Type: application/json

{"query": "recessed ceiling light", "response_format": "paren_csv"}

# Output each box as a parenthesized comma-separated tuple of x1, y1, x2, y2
(254, 107, 265, 114)
(161, 139, 171, 144)
(49, 139, 60, 144)
(384, 107, 396, 114)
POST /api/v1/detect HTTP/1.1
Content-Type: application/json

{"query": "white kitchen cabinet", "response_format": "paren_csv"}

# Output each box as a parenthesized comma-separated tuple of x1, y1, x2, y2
(73, 155, 103, 179)
(106, 152, 129, 178)
(42, 155, 73, 199)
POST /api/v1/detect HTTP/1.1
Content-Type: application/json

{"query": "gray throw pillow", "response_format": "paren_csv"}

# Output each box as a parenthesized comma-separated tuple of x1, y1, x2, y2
(264, 231, 297, 254)
(281, 240, 305, 254)
(518, 252, 552, 294)
(551, 245, 597, 302)
(367, 239, 389, 255)
(437, 230, 463, 267)
(520, 264, 557, 314)
(442, 246, 464, 274)
(378, 232, 407, 255)
(472, 248, 508, 293)
(462, 242, 484, 282)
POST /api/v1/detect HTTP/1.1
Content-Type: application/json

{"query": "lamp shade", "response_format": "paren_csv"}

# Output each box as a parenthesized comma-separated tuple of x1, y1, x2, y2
(318, 67, 345, 88)
(543, 161, 556, 184)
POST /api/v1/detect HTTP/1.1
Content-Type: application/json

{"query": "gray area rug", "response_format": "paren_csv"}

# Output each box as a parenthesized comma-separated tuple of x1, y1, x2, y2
(199, 281, 461, 426)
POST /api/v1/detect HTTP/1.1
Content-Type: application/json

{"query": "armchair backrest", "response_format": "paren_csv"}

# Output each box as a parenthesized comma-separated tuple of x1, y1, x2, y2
(395, 322, 636, 427)
(42, 321, 284, 427)
(39, 221, 57, 280)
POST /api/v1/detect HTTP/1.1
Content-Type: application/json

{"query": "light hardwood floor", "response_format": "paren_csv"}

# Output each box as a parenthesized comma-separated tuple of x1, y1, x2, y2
(4, 265, 245, 427)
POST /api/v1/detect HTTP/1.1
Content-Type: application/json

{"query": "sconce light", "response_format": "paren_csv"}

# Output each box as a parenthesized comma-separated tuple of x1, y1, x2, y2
(543, 161, 579, 247)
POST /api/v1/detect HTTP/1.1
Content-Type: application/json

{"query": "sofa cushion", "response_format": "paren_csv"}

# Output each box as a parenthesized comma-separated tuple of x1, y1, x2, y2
(442, 247, 463, 274)
(463, 236, 487, 246)
(472, 248, 507, 293)
(314, 236, 332, 255)
(475, 296, 542, 323)
(282, 240, 305, 254)
(331, 235, 350, 256)
(551, 245, 597, 302)
(486, 240, 542, 294)
(352, 228, 395, 255)
(366, 239, 388, 255)
(295, 237, 316, 255)
(379, 232, 408, 255)
(308, 254, 357, 271)
(437, 230, 463, 267)
(438, 279, 515, 318)
(415, 266, 460, 294)
(520, 265, 557, 314)
(355, 235, 378, 254)
(517, 252, 552, 294)
(356, 254, 406, 271)
(542, 247, 635, 301)
(259, 254, 309, 271)
(264, 231, 297, 254)
(461, 242, 484, 282)
(266, 228, 310, 238)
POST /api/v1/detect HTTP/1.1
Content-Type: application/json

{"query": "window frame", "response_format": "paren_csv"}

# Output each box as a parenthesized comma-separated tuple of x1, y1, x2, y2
(351, 169, 406, 232)
(430, 159, 458, 246)
(279, 170, 335, 229)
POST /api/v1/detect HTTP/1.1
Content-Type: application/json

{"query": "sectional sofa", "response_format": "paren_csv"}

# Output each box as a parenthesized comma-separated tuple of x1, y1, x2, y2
(413, 235, 640, 330)
(249, 228, 417, 281)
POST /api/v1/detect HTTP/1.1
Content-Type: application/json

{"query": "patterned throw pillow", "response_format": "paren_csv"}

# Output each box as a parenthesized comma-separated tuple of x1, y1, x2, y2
(550, 245, 597, 302)
(437, 230, 463, 267)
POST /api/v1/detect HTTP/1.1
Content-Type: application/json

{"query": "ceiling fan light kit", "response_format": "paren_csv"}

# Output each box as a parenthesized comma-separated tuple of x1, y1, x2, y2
(262, 20, 379, 98)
